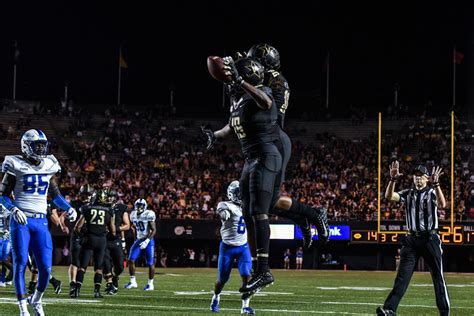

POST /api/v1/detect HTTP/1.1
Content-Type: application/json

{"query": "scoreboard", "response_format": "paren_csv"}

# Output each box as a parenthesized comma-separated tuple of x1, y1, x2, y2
(351, 225, 474, 245)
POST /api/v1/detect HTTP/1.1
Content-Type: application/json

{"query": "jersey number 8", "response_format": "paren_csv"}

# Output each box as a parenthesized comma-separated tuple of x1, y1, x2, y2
(23, 174, 48, 195)
(237, 216, 246, 234)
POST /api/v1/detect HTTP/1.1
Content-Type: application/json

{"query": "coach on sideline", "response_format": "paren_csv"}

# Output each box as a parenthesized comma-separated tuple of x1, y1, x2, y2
(377, 161, 450, 316)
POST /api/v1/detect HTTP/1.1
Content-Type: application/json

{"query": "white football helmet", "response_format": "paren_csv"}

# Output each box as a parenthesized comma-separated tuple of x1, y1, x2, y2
(227, 180, 241, 204)
(21, 129, 49, 160)
(134, 198, 147, 213)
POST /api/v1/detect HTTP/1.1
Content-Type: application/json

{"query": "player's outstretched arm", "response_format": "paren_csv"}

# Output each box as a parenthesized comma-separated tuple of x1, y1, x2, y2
(48, 175, 77, 221)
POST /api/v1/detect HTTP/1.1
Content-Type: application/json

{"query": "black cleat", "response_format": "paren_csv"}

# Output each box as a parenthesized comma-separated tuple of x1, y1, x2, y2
(69, 282, 76, 298)
(112, 276, 119, 288)
(299, 217, 314, 249)
(239, 271, 274, 293)
(312, 207, 330, 244)
(94, 289, 103, 299)
(376, 306, 396, 316)
(52, 279, 62, 295)
(28, 281, 37, 295)
(105, 283, 118, 295)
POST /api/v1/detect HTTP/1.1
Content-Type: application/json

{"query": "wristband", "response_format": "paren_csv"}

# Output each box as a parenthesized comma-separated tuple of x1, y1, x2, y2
(390, 177, 398, 182)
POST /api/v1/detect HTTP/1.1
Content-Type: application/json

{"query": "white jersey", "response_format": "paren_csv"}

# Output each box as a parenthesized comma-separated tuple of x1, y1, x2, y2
(130, 209, 156, 240)
(1, 155, 61, 215)
(217, 201, 247, 247)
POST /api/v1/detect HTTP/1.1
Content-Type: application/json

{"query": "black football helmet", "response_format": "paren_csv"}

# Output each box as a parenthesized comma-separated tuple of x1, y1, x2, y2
(247, 43, 280, 70)
(79, 184, 95, 203)
(91, 189, 108, 205)
(107, 188, 118, 205)
(234, 58, 265, 87)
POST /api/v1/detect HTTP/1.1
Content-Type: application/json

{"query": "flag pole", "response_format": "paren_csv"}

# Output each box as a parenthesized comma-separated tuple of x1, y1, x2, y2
(452, 47, 456, 108)
(326, 51, 330, 109)
(117, 47, 122, 105)
(13, 41, 18, 101)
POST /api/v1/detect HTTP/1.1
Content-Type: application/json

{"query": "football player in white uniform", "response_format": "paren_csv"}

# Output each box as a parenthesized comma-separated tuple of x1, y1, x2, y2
(0, 205, 12, 287)
(0, 129, 77, 316)
(210, 181, 254, 315)
(124, 199, 156, 291)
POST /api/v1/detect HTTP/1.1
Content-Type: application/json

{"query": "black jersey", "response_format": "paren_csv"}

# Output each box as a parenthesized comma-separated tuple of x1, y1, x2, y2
(80, 204, 114, 236)
(229, 86, 279, 157)
(265, 70, 290, 129)
(109, 203, 128, 239)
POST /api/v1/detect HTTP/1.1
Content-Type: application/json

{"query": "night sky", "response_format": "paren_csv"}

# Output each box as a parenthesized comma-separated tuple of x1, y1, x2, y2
(0, 2, 471, 116)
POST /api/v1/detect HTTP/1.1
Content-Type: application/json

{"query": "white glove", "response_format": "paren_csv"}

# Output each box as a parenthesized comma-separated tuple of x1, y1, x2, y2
(121, 239, 126, 250)
(11, 207, 27, 225)
(139, 238, 150, 250)
(2, 230, 9, 240)
(66, 207, 77, 222)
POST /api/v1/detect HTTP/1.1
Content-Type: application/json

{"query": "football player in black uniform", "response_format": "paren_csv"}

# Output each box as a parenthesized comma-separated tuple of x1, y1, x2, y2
(68, 184, 95, 297)
(73, 189, 115, 298)
(103, 188, 130, 295)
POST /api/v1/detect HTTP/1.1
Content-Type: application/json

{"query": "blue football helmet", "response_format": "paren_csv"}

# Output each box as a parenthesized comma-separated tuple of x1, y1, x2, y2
(21, 129, 49, 160)
(134, 198, 147, 213)
(227, 180, 241, 204)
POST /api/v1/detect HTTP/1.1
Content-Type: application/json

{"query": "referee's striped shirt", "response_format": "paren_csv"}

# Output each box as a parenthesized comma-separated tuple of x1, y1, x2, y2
(398, 186, 438, 232)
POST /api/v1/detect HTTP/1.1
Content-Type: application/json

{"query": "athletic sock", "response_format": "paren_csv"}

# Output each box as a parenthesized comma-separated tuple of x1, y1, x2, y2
(148, 279, 154, 285)
(130, 275, 136, 283)
(76, 271, 85, 285)
(94, 273, 102, 288)
(212, 293, 220, 302)
(255, 218, 270, 273)
(242, 297, 250, 308)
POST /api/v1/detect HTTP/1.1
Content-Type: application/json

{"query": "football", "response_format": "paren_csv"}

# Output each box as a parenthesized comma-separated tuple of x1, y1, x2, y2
(207, 56, 230, 82)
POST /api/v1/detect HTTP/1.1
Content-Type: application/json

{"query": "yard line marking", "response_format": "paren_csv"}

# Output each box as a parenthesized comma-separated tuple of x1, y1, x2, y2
(316, 286, 390, 291)
(321, 301, 474, 310)
(174, 290, 293, 296)
(0, 299, 367, 314)
(412, 283, 474, 288)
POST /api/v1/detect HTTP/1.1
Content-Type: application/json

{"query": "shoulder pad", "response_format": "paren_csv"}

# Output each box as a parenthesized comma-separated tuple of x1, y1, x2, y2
(130, 210, 137, 219)
(1, 155, 16, 176)
(47, 155, 61, 173)
(217, 201, 230, 212)
(146, 210, 156, 221)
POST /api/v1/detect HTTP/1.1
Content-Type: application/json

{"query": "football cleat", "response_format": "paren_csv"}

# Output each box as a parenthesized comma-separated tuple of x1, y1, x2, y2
(376, 306, 396, 316)
(27, 295, 45, 316)
(94, 289, 103, 299)
(241, 307, 256, 315)
(312, 207, 330, 244)
(144, 284, 154, 291)
(105, 283, 118, 295)
(210, 298, 219, 313)
(0, 282, 5, 287)
(5, 280, 12, 285)
(52, 279, 62, 295)
(124, 281, 138, 289)
(239, 271, 274, 293)
(69, 282, 76, 298)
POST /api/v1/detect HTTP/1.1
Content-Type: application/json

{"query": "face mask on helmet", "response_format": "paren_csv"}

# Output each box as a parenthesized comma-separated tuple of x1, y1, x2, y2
(134, 199, 147, 213)
(92, 190, 108, 205)
(79, 185, 95, 203)
(227, 180, 241, 204)
(247, 43, 281, 71)
(21, 129, 49, 161)
(107, 189, 118, 204)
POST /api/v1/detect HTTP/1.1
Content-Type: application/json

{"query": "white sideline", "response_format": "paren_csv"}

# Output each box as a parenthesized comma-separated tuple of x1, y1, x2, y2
(321, 301, 474, 310)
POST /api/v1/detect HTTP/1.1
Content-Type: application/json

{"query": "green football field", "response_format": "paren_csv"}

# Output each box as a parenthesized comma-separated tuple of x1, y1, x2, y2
(1, 267, 473, 315)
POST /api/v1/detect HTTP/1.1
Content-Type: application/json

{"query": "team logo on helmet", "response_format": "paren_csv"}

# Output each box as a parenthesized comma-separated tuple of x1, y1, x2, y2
(247, 43, 281, 70)
(134, 198, 147, 213)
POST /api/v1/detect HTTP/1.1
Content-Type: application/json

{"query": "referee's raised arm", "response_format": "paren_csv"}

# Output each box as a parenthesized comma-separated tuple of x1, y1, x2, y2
(430, 166, 447, 209)
(385, 160, 403, 202)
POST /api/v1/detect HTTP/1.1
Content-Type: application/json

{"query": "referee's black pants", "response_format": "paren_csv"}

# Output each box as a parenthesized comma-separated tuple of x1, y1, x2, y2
(384, 232, 450, 315)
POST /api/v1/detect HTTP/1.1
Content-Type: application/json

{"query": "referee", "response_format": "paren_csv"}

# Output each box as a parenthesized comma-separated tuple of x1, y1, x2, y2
(377, 161, 450, 316)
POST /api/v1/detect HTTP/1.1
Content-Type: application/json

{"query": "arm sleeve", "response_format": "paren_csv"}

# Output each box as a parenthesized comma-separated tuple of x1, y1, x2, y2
(1, 156, 16, 177)
(52, 194, 73, 212)
(216, 202, 231, 221)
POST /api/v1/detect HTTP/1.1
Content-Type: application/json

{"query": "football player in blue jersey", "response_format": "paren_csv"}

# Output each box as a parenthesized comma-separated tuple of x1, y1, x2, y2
(0, 129, 77, 316)
(210, 181, 255, 315)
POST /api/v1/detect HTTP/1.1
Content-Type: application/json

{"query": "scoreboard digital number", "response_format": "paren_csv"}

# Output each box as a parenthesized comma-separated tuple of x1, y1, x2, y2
(351, 226, 474, 245)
